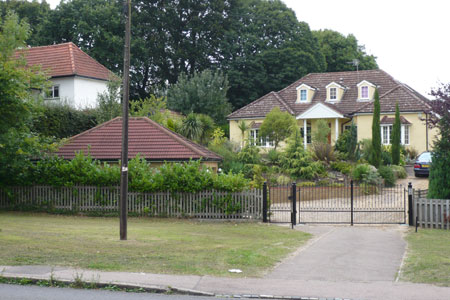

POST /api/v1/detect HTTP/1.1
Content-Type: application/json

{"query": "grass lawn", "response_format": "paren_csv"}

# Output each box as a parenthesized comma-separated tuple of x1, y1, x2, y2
(401, 228, 450, 286)
(0, 212, 310, 277)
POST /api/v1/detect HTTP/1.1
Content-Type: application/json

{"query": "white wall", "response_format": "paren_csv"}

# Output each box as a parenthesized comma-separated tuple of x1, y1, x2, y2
(73, 77, 108, 108)
(47, 76, 107, 109)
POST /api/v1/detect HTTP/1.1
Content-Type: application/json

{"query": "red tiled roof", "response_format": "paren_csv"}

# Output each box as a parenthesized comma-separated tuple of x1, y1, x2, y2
(55, 117, 222, 161)
(16, 42, 112, 80)
(228, 69, 432, 119)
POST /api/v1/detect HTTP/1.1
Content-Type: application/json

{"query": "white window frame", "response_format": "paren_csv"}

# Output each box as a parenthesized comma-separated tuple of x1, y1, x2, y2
(361, 86, 369, 99)
(300, 125, 312, 144)
(329, 87, 337, 101)
(45, 85, 60, 99)
(381, 124, 410, 145)
(249, 129, 274, 148)
(300, 89, 307, 102)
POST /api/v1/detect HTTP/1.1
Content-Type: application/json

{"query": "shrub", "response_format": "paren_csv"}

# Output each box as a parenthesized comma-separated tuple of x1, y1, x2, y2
(405, 147, 419, 163)
(381, 145, 392, 165)
(276, 175, 291, 185)
(391, 165, 407, 179)
(359, 139, 373, 163)
(237, 144, 261, 164)
(330, 161, 353, 175)
(378, 166, 396, 187)
(209, 141, 239, 173)
(298, 181, 316, 187)
(351, 163, 382, 185)
(334, 123, 357, 160)
(266, 149, 280, 165)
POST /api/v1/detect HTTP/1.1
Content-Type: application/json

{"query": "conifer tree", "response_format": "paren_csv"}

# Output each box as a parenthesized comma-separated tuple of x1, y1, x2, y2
(371, 89, 382, 168)
(391, 103, 401, 165)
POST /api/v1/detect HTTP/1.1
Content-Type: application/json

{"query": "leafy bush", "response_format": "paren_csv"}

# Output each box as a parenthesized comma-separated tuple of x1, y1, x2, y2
(311, 119, 334, 163)
(378, 166, 396, 187)
(405, 147, 419, 163)
(32, 104, 97, 139)
(266, 149, 280, 165)
(276, 175, 291, 185)
(209, 141, 240, 174)
(279, 130, 326, 179)
(298, 181, 316, 187)
(330, 161, 353, 175)
(237, 144, 261, 164)
(391, 165, 407, 179)
(335, 123, 357, 160)
(359, 139, 373, 163)
(351, 163, 382, 185)
(381, 145, 392, 165)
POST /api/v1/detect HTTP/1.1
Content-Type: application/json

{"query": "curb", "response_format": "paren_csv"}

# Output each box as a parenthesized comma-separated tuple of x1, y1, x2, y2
(0, 274, 359, 300)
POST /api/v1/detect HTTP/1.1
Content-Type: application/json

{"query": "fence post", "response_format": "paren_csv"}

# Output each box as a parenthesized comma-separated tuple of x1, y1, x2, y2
(351, 180, 354, 226)
(262, 182, 268, 223)
(291, 182, 297, 228)
(408, 182, 414, 226)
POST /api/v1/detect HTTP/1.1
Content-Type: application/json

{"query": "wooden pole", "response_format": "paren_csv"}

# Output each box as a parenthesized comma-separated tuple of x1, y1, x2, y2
(120, 0, 131, 241)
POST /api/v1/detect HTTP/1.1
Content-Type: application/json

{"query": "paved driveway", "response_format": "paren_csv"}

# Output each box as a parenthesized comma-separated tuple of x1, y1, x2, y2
(267, 225, 407, 282)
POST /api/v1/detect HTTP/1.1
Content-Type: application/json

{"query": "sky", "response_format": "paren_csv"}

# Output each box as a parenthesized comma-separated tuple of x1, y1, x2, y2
(42, 0, 449, 98)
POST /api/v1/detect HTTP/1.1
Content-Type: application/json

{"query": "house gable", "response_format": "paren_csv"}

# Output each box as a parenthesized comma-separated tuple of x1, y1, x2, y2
(357, 80, 376, 101)
(296, 102, 344, 120)
(295, 83, 315, 103)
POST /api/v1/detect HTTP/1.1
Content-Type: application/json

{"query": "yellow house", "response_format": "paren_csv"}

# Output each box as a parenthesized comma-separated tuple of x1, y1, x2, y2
(228, 70, 438, 154)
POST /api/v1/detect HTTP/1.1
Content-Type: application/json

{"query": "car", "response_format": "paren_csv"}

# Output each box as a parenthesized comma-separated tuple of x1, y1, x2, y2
(414, 151, 432, 177)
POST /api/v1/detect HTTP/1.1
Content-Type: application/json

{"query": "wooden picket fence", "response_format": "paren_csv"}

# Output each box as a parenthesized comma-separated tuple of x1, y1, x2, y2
(0, 186, 263, 220)
(414, 193, 450, 230)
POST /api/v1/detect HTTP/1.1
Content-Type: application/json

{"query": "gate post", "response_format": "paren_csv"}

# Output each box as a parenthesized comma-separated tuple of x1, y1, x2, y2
(263, 182, 268, 223)
(291, 182, 297, 228)
(350, 180, 354, 226)
(408, 182, 414, 226)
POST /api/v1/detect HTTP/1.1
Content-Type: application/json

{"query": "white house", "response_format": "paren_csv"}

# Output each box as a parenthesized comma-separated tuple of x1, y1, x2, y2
(18, 42, 112, 108)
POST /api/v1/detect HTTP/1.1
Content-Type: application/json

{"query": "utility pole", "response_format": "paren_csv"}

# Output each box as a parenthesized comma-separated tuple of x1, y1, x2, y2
(120, 0, 131, 241)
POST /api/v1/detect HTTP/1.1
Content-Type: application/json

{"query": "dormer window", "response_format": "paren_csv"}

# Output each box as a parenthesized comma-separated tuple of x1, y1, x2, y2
(357, 80, 376, 101)
(300, 89, 307, 101)
(330, 87, 337, 100)
(296, 83, 315, 103)
(326, 82, 344, 102)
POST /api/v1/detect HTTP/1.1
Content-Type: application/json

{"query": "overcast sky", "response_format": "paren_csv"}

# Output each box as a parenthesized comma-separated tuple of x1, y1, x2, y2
(43, 0, 449, 98)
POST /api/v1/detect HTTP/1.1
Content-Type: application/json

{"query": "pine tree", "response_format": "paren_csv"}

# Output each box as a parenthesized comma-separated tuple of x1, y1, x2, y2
(391, 103, 401, 165)
(371, 89, 382, 168)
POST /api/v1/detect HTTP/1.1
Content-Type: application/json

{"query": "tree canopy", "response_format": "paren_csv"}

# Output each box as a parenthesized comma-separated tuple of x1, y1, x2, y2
(313, 29, 378, 72)
(371, 89, 382, 168)
(260, 107, 296, 149)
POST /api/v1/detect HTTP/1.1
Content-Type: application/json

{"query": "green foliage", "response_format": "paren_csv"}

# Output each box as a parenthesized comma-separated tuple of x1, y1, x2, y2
(391, 165, 407, 179)
(391, 103, 401, 165)
(130, 95, 170, 125)
(313, 29, 378, 72)
(378, 166, 396, 187)
(371, 89, 382, 167)
(351, 163, 382, 185)
(313, 119, 330, 144)
(208, 141, 241, 174)
(267, 149, 280, 165)
(0, 12, 50, 186)
(210, 128, 227, 147)
(381, 145, 393, 165)
(237, 120, 249, 147)
(179, 113, 215, 145)
(335, 123, 357, 160)
(359, 138, 373, 162)
(279, 130, 325, 179)
(167, 69, 231, 124)
(330, 161, 353, 175)
(237, 144, 261, 165)
(95, 76, 122, 123)
(32, 104, 97, 138)
(428, 117, 450, 199)
(30, 153, 249, 193)
(249, 165, 265, 188)
(259, 107, 296, 149)
(276, 175, 291, 185)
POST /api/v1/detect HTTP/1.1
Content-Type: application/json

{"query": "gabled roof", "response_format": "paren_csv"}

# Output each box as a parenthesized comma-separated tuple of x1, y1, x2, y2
(16, 42, 112, 81)
(55, 117, 222, 162)
(380, 115, 411, 125)
(296, 102, 344, 120)
(228, 69, 432, 119)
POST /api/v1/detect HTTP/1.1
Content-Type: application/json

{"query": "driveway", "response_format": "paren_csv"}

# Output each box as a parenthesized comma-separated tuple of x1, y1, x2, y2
(267, 225, 407, 282)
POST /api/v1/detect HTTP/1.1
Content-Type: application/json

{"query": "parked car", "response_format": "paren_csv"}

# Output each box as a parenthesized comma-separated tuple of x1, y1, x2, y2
(414, 152, 432, 177)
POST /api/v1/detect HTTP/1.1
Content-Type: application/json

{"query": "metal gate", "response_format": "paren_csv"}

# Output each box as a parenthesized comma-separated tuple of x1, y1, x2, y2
(267, 181, 407, 226)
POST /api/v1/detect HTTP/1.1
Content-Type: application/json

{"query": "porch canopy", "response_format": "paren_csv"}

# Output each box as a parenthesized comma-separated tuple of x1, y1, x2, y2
(295, 102, 345, 149)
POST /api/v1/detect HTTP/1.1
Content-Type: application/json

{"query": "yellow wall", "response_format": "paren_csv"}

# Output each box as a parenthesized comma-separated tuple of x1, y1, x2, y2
(326, 83, 344, 102)
(296, 86, 315, 103)
(229, 118, 266, 146)
(357, 84, 376, 100)
(353, 113, 438, 153)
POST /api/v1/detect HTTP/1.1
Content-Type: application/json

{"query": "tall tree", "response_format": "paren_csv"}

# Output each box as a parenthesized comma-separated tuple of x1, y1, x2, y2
(313, 29, 378, 72)
(0, 0, 51, 46)
(221, 0, 325, 109)
(167, 69, 231, 124)
(95, 76, 122, 124)
(371, 89, 382, 168)
(259, 107, 296, 150)
(0, 12, 50, 186)
(391, 103, 401, 165)
(428, 83, 450, 199)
